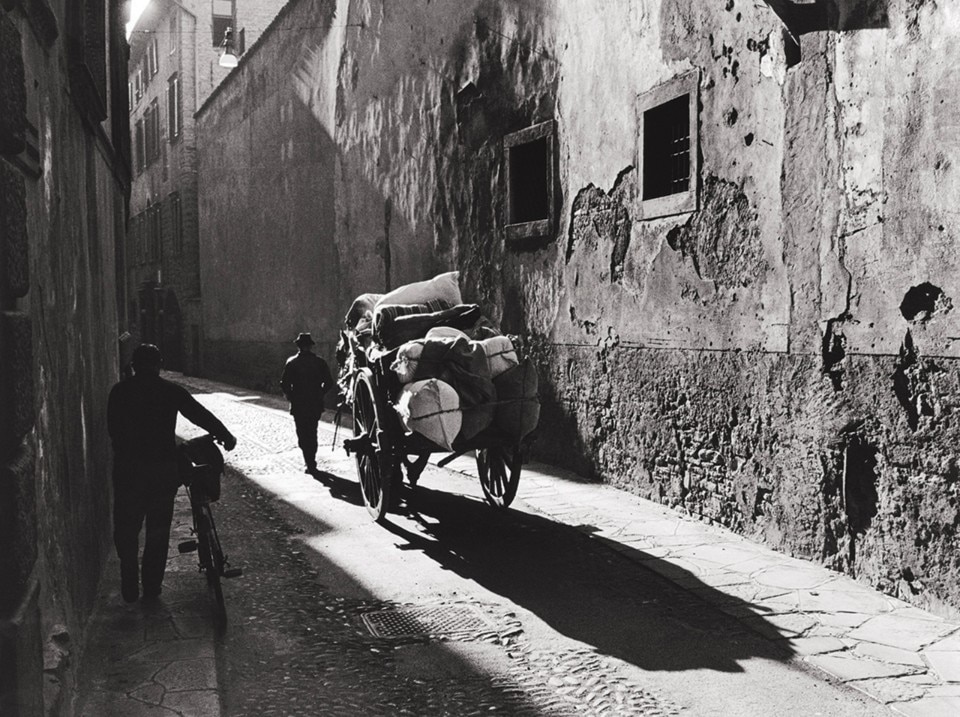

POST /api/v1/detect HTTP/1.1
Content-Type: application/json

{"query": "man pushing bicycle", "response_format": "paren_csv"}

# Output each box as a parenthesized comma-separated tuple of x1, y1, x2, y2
(107, 344, 237, 603)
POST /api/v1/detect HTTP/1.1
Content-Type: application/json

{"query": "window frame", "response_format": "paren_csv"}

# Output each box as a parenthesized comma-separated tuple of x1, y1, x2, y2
(502, 119, 557, 242)
(170, 192, 182, 254)
(167, 73, 181, 141)
(145, 98, 160, 163)
(134, 118, 145, 172)
(212, 0, 235, 47)
(147, 39, 159, 78)
(168, 10, 179, 55)
(636, 70, 700, 220)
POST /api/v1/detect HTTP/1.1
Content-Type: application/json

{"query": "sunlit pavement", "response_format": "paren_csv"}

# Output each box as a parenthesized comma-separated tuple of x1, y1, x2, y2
(74, 373, 960, 716)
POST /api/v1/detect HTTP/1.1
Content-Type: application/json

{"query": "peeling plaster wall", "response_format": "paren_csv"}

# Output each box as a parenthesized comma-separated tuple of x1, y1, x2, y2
(201, 0, 960, 614)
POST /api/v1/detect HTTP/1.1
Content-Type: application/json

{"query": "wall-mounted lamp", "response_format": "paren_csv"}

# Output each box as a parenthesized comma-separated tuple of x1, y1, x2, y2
(219, 27, 238, 68)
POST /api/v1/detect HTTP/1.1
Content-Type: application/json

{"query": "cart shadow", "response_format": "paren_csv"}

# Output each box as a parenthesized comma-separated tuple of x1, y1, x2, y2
(308, 468, 365, 508)
(382, 484, 797, 674)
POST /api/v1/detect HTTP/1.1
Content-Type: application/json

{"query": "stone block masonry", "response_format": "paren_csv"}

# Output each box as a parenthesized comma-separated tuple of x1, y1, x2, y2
(534, 342, 960, 618)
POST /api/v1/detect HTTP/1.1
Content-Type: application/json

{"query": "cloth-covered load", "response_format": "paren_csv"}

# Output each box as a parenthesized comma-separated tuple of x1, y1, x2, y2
(392, 334, 518, 383)
(391, 334, 494, 441)
(396, 378, 462, 451)
(492, 360, 540, 440)
(478, 336, 518, 378)
(343, 293, 384, 332)
(375, 271, 462, 309)
(374, 303, 482, 349)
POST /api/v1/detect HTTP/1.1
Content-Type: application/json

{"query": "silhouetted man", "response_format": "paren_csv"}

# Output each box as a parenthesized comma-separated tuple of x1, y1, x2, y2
(280, 333, 333, 473)
(107, 344, 236, 603)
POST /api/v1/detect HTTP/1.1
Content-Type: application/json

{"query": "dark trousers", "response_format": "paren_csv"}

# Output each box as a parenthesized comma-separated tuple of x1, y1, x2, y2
(293, 412, 320, 467)
(113, 461, 179, 595)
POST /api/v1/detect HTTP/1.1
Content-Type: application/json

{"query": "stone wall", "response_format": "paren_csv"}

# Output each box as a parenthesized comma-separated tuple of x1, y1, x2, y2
(0, 1, 128, 714)
(196, 0, 343, 388)
(197, 0, 960, 614)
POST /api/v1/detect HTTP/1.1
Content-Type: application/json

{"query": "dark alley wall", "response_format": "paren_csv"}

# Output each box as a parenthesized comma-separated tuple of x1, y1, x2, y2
(196, 0, 341, 390)
(1, 2, 128, 715)
(197, 0, 960, 616)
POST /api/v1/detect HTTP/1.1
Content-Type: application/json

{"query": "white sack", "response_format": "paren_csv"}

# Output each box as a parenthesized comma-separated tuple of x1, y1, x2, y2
(395, 378, 462, 450)
(375, 271, 462, 310)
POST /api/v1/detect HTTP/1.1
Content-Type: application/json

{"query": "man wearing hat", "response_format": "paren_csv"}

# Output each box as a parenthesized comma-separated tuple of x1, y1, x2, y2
(280, 333, 333, 473)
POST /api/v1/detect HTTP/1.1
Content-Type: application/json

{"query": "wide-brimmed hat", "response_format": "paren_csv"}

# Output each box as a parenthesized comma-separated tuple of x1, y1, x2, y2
(295, 332, 315, 346)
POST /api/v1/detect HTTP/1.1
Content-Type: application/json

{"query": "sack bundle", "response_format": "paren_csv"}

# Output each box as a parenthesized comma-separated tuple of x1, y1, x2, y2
(345, 270, 539, 449)
(395, 378, 462, 451)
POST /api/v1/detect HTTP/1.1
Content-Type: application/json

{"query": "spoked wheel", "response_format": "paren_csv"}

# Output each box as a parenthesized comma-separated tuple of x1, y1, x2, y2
(477, 444, 522, 508)
(352, 370, 397, 522)
(197, 509, 226, 630)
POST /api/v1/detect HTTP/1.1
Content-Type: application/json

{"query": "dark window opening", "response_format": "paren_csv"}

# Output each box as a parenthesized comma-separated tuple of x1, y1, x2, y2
(503, 119, 555, 241)
(212, 1, 235, 46)
(643, 94, 690, 201)
(508, 137, 549, 224)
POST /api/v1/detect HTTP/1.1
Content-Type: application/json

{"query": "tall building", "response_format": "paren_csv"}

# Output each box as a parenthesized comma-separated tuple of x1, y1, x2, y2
(0, 1, 129, 714)
(196, 0, 960, 617)
(126, 0, 282, 372)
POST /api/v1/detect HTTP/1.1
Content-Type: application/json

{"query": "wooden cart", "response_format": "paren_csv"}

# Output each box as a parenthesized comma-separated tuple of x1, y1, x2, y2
(339, 330, 526, 522)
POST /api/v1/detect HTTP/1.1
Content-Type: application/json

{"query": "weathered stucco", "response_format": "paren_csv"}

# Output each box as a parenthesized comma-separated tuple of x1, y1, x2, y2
(198, 0, 960, 615)
(2, 2, 129, 713)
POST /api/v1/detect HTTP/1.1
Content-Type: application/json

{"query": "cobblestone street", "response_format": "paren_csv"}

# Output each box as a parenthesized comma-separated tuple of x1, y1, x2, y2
(123, 373, 892, 717)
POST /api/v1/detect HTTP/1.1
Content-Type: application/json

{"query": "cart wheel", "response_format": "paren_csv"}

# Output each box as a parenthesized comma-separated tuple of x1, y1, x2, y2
(477, 445, 522, 508)
(352, 370, 397, 521)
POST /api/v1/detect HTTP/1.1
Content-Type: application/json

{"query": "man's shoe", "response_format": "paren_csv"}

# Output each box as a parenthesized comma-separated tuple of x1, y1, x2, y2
(121, 584, 139, 603)
(141, 586, 162, 600)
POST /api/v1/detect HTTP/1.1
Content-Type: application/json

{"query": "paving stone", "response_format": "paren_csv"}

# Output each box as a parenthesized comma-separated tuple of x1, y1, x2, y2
(890, 695, 960, 716)
(162, 689, 221, 717)
(806, 653, 919, 682)
(130, 638, 215, 662)
(785, 636, 847, 656)
(799, 586, 895, 614)
(753, 564, 835, 590)
(128, 683, 166, 704)
(155, 658, 218, 691)
(79, 690, 178, 717)
(923, 650, 960, 682)
(810, 611, 875, 632)
(888, 606, 949, 622)
(753, 591, 803, 614)
(670, 543, 762, 568)
(925, 631, 960, 652)
(853, 641, 926, 667)
(850, 676, 928, 704)
(848, 614, 956, 652)
(742, 612, 818, 639)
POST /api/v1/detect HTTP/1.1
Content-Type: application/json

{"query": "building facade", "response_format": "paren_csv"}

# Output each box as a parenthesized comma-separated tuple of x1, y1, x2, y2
(196, 0, 960, 617)
(0, 1, 129, 714)
(126, 0, 283, 373)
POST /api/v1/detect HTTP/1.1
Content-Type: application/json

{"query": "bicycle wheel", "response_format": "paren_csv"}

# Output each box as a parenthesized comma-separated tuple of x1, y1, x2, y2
(196, 507, 226, 629)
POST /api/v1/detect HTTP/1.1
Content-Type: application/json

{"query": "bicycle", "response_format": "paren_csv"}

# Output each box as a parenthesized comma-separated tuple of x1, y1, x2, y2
(176, 434, 242, 629)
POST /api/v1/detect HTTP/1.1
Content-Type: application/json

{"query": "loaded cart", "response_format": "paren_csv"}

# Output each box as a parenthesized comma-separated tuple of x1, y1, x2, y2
(337, 272, 540, 521)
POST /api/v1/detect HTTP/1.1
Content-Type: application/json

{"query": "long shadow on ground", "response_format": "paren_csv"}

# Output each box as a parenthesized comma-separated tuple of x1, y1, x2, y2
(380, 483, 796, 674)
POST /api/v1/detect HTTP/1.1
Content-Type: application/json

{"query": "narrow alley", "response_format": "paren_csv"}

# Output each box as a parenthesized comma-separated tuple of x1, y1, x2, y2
(74, 375, 960, 716)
